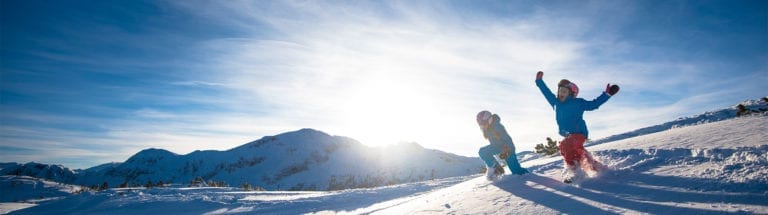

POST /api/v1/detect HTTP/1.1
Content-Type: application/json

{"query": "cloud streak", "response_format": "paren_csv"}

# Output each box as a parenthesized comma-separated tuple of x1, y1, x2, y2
(182, 1, 590, 152)
(182, 1, 766, 152)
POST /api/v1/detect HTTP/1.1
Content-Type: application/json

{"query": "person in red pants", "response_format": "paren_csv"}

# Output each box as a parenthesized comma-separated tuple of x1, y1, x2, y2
(535, 71, 619, 183)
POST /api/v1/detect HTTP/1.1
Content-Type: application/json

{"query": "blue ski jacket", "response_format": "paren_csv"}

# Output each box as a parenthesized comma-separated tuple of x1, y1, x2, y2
(478, 114, 528, 175)
(482, 114, 516, 152)
(536, 79, 610, 138)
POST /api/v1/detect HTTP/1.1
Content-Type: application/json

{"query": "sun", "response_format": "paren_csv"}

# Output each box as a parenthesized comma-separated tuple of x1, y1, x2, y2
(339, 77, 443, 147)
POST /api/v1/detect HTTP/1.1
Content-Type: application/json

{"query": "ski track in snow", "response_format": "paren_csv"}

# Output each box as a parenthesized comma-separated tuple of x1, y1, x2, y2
(4, 115, 768, 214)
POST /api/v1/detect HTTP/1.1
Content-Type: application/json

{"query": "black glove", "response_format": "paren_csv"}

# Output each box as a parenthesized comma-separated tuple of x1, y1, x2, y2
(605, 84, 620, 96)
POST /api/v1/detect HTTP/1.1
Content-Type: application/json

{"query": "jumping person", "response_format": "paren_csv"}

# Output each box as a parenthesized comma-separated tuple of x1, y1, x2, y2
(535, 71, 619, 183)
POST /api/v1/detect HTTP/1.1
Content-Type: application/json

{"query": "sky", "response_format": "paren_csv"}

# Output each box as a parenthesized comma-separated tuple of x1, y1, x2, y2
(1, 0, 766, 169)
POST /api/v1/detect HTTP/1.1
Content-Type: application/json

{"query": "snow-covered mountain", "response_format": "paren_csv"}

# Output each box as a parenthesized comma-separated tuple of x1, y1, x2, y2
(1, 128, 484, 191)
(0, 163, 79, 185)
(5, 105, 766, 214)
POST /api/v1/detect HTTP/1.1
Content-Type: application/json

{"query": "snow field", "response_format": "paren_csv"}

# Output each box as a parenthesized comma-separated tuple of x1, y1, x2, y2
(6, 175, 475, 215)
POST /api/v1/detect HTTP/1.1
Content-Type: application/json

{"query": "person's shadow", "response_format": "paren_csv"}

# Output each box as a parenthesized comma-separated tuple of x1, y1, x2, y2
(494, 170, 766, 214)
(492, 174, 619, 214)
(580, 168, 768, 206)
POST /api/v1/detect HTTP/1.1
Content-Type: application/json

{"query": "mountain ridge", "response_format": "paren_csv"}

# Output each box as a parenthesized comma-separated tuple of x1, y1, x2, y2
(1, 128, 483, 191)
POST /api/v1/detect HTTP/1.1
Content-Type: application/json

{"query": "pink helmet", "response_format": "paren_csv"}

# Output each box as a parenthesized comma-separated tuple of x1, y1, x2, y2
(476, 110, 492, 127)
(558, 79, 579, 97)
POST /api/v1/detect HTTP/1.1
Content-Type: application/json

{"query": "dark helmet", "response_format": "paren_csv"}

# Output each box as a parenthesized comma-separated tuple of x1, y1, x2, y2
(558, 79, 579, 97)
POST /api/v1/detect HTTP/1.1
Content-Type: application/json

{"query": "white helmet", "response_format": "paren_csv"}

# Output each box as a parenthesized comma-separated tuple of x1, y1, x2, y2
(476, 110, 492, 127)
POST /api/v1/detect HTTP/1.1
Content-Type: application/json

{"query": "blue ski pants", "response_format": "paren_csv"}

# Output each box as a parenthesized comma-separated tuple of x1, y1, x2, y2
(479, 144, 528, 175)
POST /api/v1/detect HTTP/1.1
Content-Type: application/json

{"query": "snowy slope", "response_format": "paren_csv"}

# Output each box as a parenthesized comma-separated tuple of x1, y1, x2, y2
(588, 98, 767, 146)
(8, 114, 767, 214)
(372, 115, 768, 214)
(0, 176, 83, 214)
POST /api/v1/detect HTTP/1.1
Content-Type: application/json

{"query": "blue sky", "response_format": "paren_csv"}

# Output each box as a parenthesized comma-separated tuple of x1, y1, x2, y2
(1, 0, 766, 169)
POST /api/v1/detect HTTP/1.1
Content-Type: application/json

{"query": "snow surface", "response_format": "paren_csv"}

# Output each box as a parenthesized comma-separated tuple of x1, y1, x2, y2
(374, 115, 768, 214)
(4, 176, 475, 215)
(587, 98, 767, 146)
(0, 176, 83, 214)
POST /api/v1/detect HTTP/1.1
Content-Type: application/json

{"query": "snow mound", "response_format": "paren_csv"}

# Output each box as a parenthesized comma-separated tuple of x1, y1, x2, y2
(594, 146, 768, 192)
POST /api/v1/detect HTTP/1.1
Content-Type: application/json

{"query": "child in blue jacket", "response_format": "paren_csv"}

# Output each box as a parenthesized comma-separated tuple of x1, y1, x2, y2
(477, 110, 528, 180)
(535, 71, 619, 183)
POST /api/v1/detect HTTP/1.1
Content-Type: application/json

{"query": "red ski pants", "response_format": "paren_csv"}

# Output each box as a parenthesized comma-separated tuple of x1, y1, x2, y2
(559, 134, 591, 167)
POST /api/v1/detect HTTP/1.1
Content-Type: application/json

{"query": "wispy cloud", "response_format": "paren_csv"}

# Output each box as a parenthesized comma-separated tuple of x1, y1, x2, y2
(182, 1, 766, 152)
(178, 1, 590, 151)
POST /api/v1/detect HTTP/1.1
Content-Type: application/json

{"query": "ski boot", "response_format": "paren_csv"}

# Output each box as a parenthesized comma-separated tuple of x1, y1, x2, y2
(562, 164, 577, 183)
(485, 164, 505, 181)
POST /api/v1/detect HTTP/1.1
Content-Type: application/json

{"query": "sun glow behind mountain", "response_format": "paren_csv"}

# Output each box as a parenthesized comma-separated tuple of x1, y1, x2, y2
(339, 75, 447, 148)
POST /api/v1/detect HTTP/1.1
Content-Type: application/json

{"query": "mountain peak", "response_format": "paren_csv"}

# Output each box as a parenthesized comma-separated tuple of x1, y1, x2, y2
(281, 128, 331, 137)
(136, 148, 176, 156)
(269, 128, 339, 145)
(125, 148, 177, 164)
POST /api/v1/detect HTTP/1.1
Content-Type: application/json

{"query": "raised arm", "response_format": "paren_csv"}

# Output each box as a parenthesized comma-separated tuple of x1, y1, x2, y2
(535, 71, 557, 108)
(582, 92, 610, 111)
(582, 84, 619, 110)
